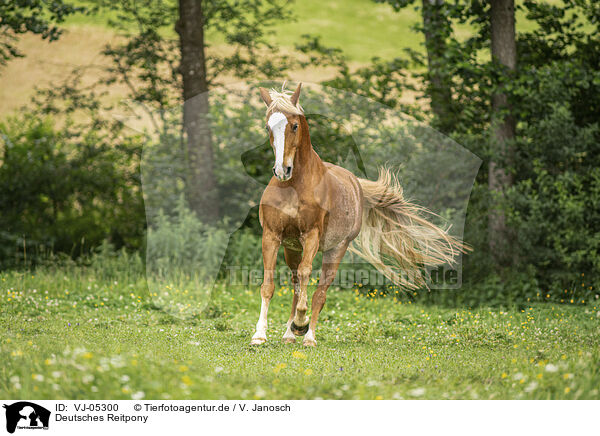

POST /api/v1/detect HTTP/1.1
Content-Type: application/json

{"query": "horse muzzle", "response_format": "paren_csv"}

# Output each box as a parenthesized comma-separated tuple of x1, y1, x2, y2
(273, 165, 293, 181)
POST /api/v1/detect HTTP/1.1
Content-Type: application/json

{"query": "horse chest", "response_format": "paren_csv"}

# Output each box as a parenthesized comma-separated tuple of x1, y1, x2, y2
(277, 201, 351, 253)
(261, 194, 323, 246)
(260, 164, 362, 253)
(278, 200, 322, 230)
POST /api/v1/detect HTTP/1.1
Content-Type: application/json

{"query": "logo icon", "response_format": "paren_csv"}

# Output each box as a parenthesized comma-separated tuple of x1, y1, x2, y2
(3, 402, 50, 434)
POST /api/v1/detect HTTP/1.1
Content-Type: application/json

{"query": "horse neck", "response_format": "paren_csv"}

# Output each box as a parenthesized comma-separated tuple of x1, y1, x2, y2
(291, 116, 324, 186)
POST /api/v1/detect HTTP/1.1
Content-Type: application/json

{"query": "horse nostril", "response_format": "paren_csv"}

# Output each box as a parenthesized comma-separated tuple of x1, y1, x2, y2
(273, 167, 277, 176)
(285, 166, 292, 177)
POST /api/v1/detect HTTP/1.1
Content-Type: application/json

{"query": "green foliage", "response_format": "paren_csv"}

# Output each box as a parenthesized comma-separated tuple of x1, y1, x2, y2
(324, 57, 418, 114)
(145, 194, 263, 279)
(0, 0, 84, 65)
(508, 101, 600, 289)
(504, 3, 600, 289)
(2, 0, 600, 303)
(146, 196, 229, 279)
(366, 0, 600, 291)
(0, 111, 144, 267)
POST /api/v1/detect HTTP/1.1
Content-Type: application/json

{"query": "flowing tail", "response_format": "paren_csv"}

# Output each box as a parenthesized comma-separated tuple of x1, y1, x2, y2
(349, 168, 468, 289)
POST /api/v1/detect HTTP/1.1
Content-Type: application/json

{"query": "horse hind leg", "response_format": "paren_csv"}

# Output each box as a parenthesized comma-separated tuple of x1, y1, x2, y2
(303, 240, 349, 347)
(282, 247, 302, 343)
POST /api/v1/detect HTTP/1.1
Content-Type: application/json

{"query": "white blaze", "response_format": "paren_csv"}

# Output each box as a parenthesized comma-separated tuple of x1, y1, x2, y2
(268, 112, 288, 178)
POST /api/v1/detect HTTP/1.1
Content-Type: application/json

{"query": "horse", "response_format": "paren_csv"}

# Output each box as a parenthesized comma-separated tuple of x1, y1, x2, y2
(251, 83, 464, 347)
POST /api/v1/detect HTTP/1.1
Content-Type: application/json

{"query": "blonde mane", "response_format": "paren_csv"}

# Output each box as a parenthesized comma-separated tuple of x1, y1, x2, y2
(266, 82, 304, 116)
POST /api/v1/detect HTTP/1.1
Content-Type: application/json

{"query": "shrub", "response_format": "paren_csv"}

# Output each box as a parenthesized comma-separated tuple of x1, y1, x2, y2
(0, 115, 144, 267)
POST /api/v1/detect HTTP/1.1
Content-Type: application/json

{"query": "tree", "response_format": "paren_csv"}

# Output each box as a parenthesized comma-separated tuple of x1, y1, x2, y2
(335, 0, 600, 290)
(176, 0, 218, 222)
(94, 0, 303, 222)
(373, 0, 454, 130)
(488, 0, 516, 267)
(0, 0, 82, 67)
(420, 0, 454, 132)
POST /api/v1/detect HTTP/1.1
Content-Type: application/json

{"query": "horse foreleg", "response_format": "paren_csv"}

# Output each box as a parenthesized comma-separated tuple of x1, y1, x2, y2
(250, 230, 280, 345)
(291, 228, 320, 336)
(282, 247, 302, 343)
(304, 240, 349, 347)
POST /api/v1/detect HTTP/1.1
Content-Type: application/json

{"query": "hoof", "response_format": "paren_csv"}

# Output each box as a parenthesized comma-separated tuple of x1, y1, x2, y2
(303, 339, 317, 347)
(250, 337, 266, 345)
(282, 337, 296, 344)
(290, 321, 309, 336)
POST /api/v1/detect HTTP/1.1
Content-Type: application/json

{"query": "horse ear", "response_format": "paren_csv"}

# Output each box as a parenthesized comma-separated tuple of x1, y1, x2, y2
(259, 87, 272, 107)
(290, 82, 302, 107)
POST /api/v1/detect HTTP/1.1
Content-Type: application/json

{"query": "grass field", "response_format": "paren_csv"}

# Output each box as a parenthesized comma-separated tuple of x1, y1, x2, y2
(65, 0, 551, 62)
(1, 262, 599, 400)
(64, 0, 428, 62)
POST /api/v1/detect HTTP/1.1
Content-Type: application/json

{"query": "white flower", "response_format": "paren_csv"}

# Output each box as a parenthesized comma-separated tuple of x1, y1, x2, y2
(409, 387, 425, 397)
(82, 374, 94, 384)
(111, 356, 126, 368)
(524, 382, 538, 393)
(545, 364, 559, 373)
(132, 391, 145, 400)
(214, 366, 224, 373)
(73, 347, 87, 356)
(120, 374, 131, 383)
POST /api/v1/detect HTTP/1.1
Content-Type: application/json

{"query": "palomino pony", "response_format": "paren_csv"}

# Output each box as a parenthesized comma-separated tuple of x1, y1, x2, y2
(251, 83, 463, 347)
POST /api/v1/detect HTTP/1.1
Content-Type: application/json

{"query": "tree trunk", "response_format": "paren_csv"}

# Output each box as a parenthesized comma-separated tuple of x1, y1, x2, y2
(422, 0, 453, 133)
(489, 0, 516, 267)
(176, 0, 219, 222)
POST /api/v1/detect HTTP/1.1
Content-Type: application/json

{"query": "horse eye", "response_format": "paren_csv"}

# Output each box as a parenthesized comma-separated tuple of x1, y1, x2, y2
(265, 125, 269, 133)
(292, 123, 298, 132)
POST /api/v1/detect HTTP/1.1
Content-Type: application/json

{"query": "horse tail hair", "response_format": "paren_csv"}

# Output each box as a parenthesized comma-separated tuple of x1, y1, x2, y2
(350, 167, 468, 290)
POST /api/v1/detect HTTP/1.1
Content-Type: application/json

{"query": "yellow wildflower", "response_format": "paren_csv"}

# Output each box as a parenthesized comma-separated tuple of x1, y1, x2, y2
(293, 351, 306, 359)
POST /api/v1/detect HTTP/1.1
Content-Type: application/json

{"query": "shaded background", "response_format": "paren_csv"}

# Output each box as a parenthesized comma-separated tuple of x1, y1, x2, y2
(1, 0, 599, 307)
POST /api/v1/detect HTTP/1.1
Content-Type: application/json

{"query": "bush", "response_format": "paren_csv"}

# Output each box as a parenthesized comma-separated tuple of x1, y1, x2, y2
(0, 114, 144, 267)
(505, 60, 600, 291)
(146, 195, 263, 281)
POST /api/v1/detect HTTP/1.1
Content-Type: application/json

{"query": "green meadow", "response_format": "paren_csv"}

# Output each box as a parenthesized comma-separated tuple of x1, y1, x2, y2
(1, 261, 598, 400)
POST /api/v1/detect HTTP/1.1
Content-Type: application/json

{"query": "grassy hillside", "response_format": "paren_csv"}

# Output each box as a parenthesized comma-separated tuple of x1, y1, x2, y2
(62, 0, 428, 62)
(238, 0, 426, 62)
(0, 0, 577, 116)
(64, 0, 555, 62)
